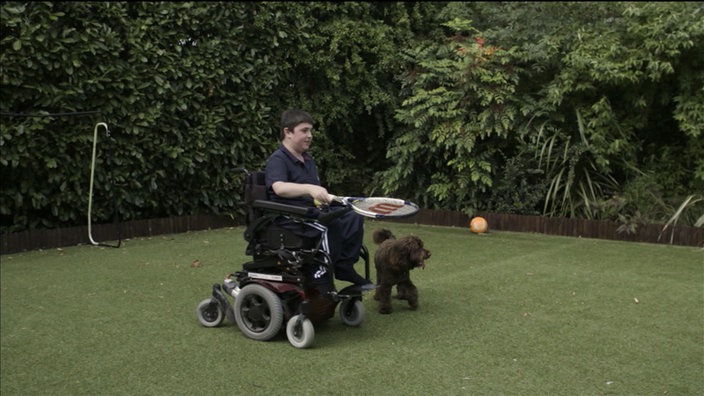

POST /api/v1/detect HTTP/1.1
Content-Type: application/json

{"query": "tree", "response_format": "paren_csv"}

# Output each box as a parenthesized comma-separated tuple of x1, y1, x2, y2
(381, 2, 704, 225)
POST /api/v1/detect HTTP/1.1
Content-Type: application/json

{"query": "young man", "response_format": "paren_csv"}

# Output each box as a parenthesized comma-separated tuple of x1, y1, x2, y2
(264, 109, 374, 290)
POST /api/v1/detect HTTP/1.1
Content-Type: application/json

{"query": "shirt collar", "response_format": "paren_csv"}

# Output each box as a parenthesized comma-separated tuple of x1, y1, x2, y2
(279, 144, 309, 164)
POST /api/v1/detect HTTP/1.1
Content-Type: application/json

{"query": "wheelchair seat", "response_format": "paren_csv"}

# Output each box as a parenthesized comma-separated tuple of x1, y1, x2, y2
(241, 170, 345, 264)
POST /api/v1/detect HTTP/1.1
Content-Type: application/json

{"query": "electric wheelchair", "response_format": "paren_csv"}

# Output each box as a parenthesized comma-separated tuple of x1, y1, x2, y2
(195, 169, 370, 348)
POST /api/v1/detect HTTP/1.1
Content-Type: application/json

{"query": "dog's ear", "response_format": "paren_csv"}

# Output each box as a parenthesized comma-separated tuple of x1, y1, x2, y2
(385, 236, 415, 270)
(401, 236, 426, 267)
(383, 241, 407, 271)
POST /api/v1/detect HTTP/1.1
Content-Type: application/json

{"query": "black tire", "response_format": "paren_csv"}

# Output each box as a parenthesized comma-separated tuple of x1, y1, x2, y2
(286, 314, 315, 349)
(196, 298, 224, 327)
(339, 299, 364, 327)
(234, 283, 284, 341)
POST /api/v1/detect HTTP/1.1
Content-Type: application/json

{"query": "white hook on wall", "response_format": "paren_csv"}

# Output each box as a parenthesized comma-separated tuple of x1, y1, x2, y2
(88, 122, 110, 246)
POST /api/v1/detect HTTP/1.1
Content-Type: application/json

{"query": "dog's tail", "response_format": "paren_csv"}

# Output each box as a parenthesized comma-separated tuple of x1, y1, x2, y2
(372, 228, 395, 245)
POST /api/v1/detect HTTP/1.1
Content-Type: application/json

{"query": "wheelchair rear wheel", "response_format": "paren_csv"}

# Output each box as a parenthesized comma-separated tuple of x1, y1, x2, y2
(234, 283, 284, 341)
(286, 314, 315, 348)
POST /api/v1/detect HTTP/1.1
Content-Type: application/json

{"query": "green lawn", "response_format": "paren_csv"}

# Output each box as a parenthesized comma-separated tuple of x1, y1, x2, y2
(1, 222, 702, 395)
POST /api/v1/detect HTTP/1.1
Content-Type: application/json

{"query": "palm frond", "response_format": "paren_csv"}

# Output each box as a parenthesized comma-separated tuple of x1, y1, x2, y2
(658, 194, 704, 244)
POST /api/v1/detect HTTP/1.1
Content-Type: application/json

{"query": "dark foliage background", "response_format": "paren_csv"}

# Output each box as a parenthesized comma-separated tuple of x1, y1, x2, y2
(2, 2, 702, 233)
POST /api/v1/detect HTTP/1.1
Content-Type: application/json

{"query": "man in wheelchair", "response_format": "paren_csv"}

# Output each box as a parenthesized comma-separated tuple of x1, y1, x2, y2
(195, 110, 371, 348)
(264, 109, 375, 291)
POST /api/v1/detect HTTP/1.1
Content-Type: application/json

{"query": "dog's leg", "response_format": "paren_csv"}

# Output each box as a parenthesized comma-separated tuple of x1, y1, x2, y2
(397, 279, 419, 310)
(394, 269, 410, 300)
(396, 280, 412, 300)
(377, 282, 393, 314)
(373, 265, 382, 301)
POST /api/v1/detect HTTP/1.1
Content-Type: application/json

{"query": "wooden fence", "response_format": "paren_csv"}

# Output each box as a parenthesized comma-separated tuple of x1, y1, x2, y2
(391, 209, 701, 247)
(1, 210, 701, 255)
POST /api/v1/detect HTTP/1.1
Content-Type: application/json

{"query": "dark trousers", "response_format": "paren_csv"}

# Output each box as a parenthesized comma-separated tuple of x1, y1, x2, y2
(326, 209, 366, 285)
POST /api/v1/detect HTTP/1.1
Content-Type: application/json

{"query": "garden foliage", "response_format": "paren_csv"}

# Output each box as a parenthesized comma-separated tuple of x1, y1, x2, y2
(1, 2, 702, 233)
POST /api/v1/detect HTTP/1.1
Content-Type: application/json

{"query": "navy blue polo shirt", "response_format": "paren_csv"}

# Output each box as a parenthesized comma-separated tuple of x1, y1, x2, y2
(265, 145, 320, 207)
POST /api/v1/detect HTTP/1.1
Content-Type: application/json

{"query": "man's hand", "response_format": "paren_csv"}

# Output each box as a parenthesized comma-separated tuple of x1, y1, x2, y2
(309, 185, 331, 205)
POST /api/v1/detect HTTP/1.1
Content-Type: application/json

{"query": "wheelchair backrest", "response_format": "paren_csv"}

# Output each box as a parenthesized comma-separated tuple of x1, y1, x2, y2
(242, 169, 318, 257)
(244, 170, 267, 225)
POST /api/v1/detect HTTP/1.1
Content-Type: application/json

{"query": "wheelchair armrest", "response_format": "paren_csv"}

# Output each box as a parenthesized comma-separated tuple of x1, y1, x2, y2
(252, 199, 352, 224)
(252, 200, 318, 218)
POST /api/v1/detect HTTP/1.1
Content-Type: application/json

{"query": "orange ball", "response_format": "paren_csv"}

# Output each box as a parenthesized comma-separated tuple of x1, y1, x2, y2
(469, 216, 488, 234)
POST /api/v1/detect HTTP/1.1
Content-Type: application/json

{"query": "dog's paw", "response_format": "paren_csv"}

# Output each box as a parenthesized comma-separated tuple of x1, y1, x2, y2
(378, 306, 393, 314)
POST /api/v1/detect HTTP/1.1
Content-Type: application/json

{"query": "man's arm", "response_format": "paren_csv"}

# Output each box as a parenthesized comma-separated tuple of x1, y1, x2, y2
(271, 181, 331, 204)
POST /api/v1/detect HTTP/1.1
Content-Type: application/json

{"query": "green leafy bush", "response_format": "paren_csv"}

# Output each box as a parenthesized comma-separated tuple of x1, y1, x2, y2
(2, 2, 701, 233)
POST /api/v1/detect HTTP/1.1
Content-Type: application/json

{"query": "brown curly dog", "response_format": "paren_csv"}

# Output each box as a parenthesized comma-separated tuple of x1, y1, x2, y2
(372, 228, 431, 314)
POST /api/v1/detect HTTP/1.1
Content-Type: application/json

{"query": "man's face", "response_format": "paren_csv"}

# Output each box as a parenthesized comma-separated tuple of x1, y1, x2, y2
(287, 122, 313, 152)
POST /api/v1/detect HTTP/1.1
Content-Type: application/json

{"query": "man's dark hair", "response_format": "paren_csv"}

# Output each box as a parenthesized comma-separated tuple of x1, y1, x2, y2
(280, 109, 314, 140)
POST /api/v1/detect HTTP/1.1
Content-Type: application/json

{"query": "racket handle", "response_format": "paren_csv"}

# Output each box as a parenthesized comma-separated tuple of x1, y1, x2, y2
(314, 194, 339, 207)
(329, 194, 349, 206)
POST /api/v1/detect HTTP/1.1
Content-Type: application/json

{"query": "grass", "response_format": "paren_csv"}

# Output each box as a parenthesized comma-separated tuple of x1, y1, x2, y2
(1, 221, 702, 395)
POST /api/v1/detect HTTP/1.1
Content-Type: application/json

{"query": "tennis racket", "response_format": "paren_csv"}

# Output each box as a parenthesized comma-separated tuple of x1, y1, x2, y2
(328, 194, 420, 219)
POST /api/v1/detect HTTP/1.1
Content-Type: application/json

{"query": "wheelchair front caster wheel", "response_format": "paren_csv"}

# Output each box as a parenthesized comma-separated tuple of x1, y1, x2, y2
(339, 299, 364, 327)
(196, 298, 224, 327)
(286, 314, 315, 349)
